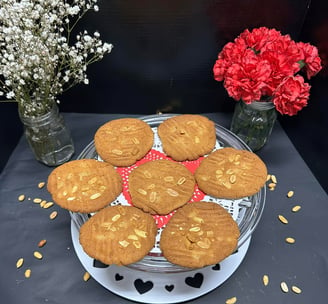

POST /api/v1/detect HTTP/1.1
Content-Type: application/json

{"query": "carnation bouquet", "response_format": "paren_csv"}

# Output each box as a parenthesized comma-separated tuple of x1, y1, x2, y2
(213, 27, 322, 116)
(0, 0, 113, 117)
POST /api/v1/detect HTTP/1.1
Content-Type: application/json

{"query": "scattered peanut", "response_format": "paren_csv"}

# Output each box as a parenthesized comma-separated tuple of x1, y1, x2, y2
(49, 211, 58, 220)
(271, 174, 277, 184)
(33, 251, 43, 260)
(262, 274, 269, 286)
(33, 198, 42, 204)
(278, 215, 288, 224)
(292, 205, 301, 213)
(38, 239, 47, 248)
(285, 237, 295, 244)
(38, 182, 45, 189)
(24, 269, 31, 278)
(280, 281, 289, 293)
(43, 202, 54, 209)
(83, 271, 91, 282)
(16, 258, 24, 269)
(291, 285, 302, 294)
(266, 174, 271, 181)
(226, 296, 237, 304)
(287, 191, 294, 198)
(18, 194, 25, 202)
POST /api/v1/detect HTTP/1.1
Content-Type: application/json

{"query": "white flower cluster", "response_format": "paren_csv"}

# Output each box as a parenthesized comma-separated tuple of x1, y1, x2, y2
(0, 0, 113, 116)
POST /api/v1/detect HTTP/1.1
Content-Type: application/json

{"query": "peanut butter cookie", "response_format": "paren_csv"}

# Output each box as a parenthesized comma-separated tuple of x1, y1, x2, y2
(79, 205, 157, 266)
(157, 114, 216, 161)
(128, 159, 196, 215)
(94, 118, 154, 167)
(47, 159, 122, 213)
(195, 147, 267, 199)
(160, 201, 240, 268)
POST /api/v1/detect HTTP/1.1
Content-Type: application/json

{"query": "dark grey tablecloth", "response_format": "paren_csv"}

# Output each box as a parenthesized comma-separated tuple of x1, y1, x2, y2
(0, 112, 327, 304)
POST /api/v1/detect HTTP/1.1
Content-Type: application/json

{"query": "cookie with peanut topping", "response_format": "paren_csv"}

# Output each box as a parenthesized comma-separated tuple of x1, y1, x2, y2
(160, 201, 240, 268)
(157, 114, 216, 161)
(195, 147, 267, 199)
(79, 205, 157, 266)
(94, 118, 154, 167)
(128, 159, 196, 215)
(47, 159, 122, 213)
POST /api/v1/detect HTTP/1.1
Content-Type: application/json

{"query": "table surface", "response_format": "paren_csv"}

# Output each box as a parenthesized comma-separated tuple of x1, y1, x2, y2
(0, 112, 327, 304)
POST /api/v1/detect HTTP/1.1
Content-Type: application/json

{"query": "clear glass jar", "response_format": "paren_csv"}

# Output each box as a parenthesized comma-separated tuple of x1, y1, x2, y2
(230, 100, 277, 151)
(18, 103, 74, 166)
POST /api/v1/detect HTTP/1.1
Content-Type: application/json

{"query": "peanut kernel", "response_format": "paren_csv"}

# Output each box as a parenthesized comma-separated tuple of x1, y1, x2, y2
(33, 251, 43, 260)
(262, 274, 269, 286)
(278, 214, 288, 224)
(167, 188, 179, 197)
(112, 214, 121, 222)
(285, 237, 295, 244)
(43, 202, 54, 209)
(280, 281, 289, 293)
(291, 285, 302, 294)
(16, 258, 24, 269)
(90, 193, 101, 200)
(49, 211, 58, 220)
(24, 269, 31, 278)
(226, 296, 237, 304)
(18, 194, 25, 202)
(38, 239, 47, 248)
(83, 271, 91, 282)
(292, 205, 301, 212)
(38, 182, 45, 189)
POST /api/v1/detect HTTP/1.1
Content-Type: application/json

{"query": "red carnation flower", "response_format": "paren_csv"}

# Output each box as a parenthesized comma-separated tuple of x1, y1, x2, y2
(224, 49, 271, 103)
(272, 75, 311, 116)
(239, 27, 282, 52)
(297, 41, 322, 79)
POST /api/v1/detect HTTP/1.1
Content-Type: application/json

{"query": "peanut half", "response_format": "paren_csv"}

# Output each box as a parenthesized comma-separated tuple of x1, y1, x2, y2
(16, 258, 24, 269)
(291, 285, 302, 294)
(18, 194, 25, 202)
(24, 269, 31, 279)
(83, 271, 91, 282)
(226, 296, 237, 304)
(280, 281, 289, 293)
(278, 215, 288, 224)
(33, 251, 43, 260)
(262, 274, 269, 286)
(38, 239, 47, 248)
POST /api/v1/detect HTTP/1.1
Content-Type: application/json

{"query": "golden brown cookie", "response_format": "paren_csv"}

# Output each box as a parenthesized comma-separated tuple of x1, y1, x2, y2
(79, 205, 157, 266)
(47, 159, 122, 213)
(157, 114, 216, 161)
(128, 159, 196, 215)
(94, 118, 154, 167)
(194, 147, 267, 199)
(160, 201, 240, 268)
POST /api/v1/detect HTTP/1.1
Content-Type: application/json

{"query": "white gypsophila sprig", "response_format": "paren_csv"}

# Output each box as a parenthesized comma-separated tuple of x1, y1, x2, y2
(0, 0, 113, 117)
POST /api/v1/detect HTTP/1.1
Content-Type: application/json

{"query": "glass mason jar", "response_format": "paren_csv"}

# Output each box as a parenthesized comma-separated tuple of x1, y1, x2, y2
(230, 100, 277, 151)
(18, 103, 74, 166)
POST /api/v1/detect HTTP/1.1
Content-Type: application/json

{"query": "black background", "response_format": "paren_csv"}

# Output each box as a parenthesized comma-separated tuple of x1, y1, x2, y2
(1, 0, 327, 191)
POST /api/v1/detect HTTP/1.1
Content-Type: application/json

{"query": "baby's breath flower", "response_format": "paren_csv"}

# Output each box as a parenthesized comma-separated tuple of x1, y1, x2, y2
(0, 0, 112, 116)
